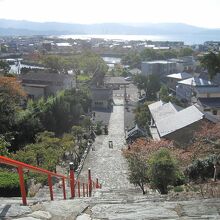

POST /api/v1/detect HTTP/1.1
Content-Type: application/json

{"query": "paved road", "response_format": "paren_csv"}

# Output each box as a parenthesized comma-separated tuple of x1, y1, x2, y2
(78, 98, 133, 190)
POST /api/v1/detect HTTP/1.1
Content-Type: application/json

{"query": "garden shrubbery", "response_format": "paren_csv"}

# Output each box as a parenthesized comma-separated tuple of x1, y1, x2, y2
(0, 170, 27, 197)
(186, 155, 218, 181)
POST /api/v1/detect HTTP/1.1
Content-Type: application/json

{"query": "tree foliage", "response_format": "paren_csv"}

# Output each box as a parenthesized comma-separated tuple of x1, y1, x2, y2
(159, 85, 183, 106)
(134, 102, 151, 129)
(0, 60, 10, 74)
(0, 135, 10, 156)
(12, 131, 74, 171)
(200, 52, 220, 79)
(133, 74, 160, 100)
(125, 151, 149, 194)
(0, 77, 26, 134)
(148, 148, 179, 194)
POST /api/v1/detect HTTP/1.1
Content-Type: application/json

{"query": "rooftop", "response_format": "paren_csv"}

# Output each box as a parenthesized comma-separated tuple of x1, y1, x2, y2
(142, 60, 176, 64)
(19, 71, 73, 82)
(166, 72, 192, 80)
(91, 87, 113, 100)
(104, 77, 130, 85)
(195, 86, 220, 94)
(156, 105, 204, 137)
(198, 97, 220, 108)
(178, 77, 213, 86)
(148, 101, 182, 122)
(149, 101, 219, 139)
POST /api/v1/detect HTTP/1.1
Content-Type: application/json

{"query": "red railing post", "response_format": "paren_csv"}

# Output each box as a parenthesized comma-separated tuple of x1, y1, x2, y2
(0, 156, 71, 204)
(78, 181, 80, 197)
(83, 183, 85, 197)
(17, 166, 27, 206)
(86, 183, 88, 197)
(96, 178, 99, 189)
(69, 162, 75, 199)
(62, 177, 66, 200)
(48, 174, 54, 201)
(88, 168, 92, 197)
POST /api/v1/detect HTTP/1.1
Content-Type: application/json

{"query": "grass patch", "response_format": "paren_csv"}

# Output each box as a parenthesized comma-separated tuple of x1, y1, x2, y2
(77, 74, 91, 82)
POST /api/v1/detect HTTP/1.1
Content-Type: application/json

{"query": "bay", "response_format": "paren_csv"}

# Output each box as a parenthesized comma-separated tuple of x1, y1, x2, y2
(59, 34, 220, 45)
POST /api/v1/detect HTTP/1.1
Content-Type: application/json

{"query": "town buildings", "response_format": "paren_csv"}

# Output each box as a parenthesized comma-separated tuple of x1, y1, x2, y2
(19, 71, 75, 99)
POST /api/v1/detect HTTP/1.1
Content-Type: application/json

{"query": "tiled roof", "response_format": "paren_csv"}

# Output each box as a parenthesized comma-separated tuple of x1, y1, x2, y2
(166, 72, 192, 80)
(148, 100, 218, 138)
(91, 87, 113, 100)
(104, 77, 130, 85)
(178, 77, 213, 86)
(19, 71, 73, 82)
(198, 97, 220, 108)
(156, 105, 204, 137)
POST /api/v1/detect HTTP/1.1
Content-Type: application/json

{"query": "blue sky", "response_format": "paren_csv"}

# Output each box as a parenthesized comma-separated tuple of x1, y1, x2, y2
(0, 0, 220, 28)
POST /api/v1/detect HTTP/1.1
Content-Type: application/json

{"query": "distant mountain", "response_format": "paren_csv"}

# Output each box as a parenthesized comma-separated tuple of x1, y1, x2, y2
(0, 19, 220, 36)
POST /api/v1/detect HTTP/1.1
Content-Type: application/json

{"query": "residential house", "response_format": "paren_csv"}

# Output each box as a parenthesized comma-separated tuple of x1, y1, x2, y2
(141, 60, 176, 78)
(148, 101, 219, 146)
(194, 86, 220, 117)
(125, 124, 146, 144)
(104, 76, 130, 90)
(199, 72, 220, 86)
(169, 56, 195, 72)
(90, 87, 113, 110)
(19, 71, 75, 99)
(176, 77, 214, 102)
(166, 72, 192, 92)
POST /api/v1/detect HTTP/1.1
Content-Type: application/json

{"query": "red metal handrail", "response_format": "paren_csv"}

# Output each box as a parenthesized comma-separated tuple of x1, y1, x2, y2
(0, 156, 69, 179)
(0, 156, 101, 205)
(0, 155, 69, 205)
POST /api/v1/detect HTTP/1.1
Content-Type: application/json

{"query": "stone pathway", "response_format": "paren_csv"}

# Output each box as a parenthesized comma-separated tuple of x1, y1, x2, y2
(1, 96, 220, 219)
(78, 98, 133, 190)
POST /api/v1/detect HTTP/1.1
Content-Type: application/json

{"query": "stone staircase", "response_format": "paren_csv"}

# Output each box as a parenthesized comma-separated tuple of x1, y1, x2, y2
(77, 187, 220, 220)
(1, 182, 220, 219)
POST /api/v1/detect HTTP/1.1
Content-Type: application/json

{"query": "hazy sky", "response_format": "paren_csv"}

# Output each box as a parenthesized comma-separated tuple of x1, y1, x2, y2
(0, 0, 220, 28)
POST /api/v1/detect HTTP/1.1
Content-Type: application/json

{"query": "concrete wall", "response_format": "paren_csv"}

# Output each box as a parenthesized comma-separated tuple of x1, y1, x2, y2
(92, 100, 109, 109)
(141, 61, 177, 77)
(23, 85, 45, 99)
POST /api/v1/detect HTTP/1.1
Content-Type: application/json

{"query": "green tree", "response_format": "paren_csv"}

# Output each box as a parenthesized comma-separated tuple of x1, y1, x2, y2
(0, 77, 26, 134)
(13, 131, 72, 171)
(0, 60, 10, 74)
(121, 51, 141, 68)
(126, 152, 149, 194)
(148, 148, 179, 194)
(134, 102, 151, 129)
(140, 48, 163, 61)
(0, 135, 10, 156)
(133, 74, 160, 100)
(200, 52, 220, 79)
(159, 84, 169, 101)
(158, 85, 183, 106)
(178, 48, 194, 57)
(43, 55, 68, 73)
(147, 74, 161, 100)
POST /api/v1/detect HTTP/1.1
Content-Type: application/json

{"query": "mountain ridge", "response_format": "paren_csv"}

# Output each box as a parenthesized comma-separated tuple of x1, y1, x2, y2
(0, 19, 220, 37)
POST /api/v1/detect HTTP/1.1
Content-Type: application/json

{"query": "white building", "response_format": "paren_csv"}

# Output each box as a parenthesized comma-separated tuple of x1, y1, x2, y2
(141, 60, 176, 77)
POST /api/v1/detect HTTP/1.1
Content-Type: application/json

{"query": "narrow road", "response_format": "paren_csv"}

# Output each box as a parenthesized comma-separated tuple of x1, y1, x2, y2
(78, 98, 133, 189)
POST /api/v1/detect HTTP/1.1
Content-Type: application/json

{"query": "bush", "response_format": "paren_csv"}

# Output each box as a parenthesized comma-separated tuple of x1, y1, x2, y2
(95, 121, 103, 135)
(173, 186, 184, 192)
(174, 171, 186, 186)
(186, 155, 217, 181)
(148, 148, 180, 194)
(0, 170, 27, 197)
